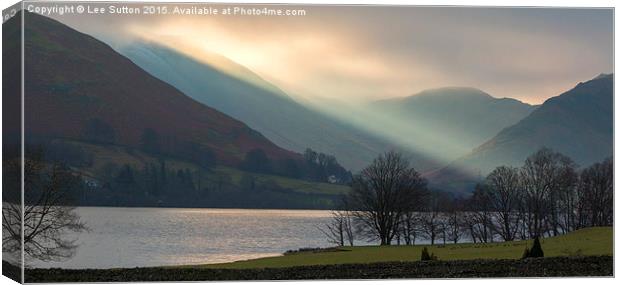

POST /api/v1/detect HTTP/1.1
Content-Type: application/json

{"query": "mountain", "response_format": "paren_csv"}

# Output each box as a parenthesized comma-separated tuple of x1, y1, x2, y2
(16, 12, 299, 166)
(431, 74, 613, 194)
(373, 87, 536, 163)
(115, 41, 393, 171)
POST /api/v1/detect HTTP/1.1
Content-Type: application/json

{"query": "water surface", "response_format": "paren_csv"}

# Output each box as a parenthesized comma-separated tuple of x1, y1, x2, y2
(31, 207, 341, 269)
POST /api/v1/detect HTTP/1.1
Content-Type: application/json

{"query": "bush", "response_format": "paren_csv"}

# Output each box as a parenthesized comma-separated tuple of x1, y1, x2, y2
(529, 237, 544, 257)
(421, 247, 437, 261)
(522, 237, 544, 259)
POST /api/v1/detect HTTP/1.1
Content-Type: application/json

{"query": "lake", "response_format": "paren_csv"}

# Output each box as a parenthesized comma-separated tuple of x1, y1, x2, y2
(29, 207, 359, 269)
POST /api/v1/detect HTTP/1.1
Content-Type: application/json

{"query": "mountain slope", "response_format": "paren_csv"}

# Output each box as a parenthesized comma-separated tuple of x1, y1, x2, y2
(18, 12, 299, 166)
(431, 74, 613, 194)
(116, 41, 393, 171)
(372, 87, 535, 163)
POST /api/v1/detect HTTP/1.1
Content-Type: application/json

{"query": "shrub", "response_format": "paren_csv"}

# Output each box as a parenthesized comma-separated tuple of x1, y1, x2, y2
(522, 237, 544, 259)
(421, 247, 437, 261)
(529, 237, 544, 257)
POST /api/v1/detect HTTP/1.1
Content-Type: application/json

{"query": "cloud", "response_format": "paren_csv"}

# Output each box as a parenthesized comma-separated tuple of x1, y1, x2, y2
(47, 4, 612, 104)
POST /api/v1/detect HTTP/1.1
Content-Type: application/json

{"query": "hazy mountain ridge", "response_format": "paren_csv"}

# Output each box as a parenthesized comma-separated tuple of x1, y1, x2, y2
(117, 41, 397, 171)
(430, 74, 613, 194)
(371, 87, 536, 163)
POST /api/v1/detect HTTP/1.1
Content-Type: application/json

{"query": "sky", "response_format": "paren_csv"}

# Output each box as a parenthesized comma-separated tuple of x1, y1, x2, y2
(44, 3, 613, 104)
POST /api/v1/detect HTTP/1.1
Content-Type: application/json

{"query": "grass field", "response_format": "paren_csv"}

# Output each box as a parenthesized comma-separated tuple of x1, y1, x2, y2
(198, 227, 612, 269)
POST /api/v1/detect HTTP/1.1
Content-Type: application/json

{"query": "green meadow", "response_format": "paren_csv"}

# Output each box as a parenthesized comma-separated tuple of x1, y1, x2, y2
(198, 227, 612, 269)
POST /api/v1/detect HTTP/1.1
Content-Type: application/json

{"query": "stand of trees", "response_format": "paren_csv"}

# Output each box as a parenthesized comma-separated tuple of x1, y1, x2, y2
(322, 148, 613, 246)
(137, 127, 351, 184)
(73, 158, 344, 209)
(240, 148, 352, 184)
(302, 148, 352, 183)
(10, 139, 350, 210)
(76, 158, 208, 206)
(79, 120, 349, 185)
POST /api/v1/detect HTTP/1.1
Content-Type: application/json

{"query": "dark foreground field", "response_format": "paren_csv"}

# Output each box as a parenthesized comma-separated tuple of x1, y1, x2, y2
(19, 256, 612, 282)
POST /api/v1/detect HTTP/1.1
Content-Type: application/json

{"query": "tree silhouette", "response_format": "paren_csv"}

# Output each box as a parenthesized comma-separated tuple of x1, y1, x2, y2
(2, 147, 87, 262)
(347, 151, 428, 245)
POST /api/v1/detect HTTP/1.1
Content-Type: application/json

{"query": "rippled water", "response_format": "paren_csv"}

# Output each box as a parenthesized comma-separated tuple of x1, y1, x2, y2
(29, 207, 350, 269)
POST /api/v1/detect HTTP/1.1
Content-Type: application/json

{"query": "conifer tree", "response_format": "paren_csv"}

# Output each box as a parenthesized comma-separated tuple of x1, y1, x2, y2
(529, 237, 544, 257)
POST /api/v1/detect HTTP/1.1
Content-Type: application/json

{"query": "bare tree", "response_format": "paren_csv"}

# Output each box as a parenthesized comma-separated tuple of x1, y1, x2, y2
(347, 151, 428, 245)
(445, 198, 465, 244)
(320, 205, 355, 246)
(468, 184, 494, 243)
(550, 157, 578, 235)
(399, 211, 421, 245)
(520, 147, 576, 238)
(462, 212, 479, 243)
(420, 211, 440, 245)
(555, 164, 579, 234)
(2, 148, 87, 263)
(420, 190, 450, 245)
(438, 215, 449, 245)
(486, 166, 521, 241)
(577, 158, 613, 227)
